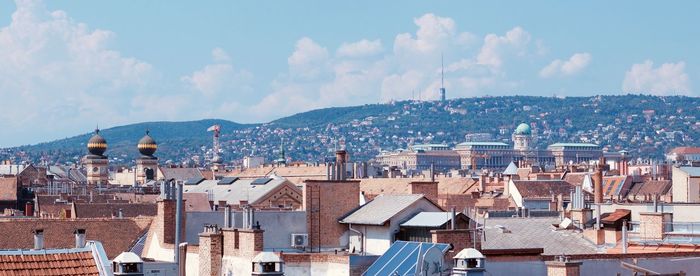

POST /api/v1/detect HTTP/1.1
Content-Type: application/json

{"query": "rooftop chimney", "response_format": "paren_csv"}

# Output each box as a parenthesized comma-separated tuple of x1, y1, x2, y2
(33, 229, 44, 250)
(74, 229, 86, 248)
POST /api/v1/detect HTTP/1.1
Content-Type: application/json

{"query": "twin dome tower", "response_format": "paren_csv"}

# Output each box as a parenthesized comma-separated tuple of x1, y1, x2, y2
(84, 128, 159, 186)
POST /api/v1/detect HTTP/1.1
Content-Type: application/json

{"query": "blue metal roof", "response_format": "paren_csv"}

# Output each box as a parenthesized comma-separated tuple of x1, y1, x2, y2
(363, 241, 450, 276)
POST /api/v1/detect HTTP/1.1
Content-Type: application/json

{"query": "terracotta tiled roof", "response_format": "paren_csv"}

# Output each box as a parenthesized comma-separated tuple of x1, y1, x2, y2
(602, 176, 633, 197)
(0, 218, 151, 259)
(0, 176, 18, 201)
(628, 180, 672, 197)
(359, 177, 478, 196)
(0, 251, 99, 275)
(511, 180, 577, 199)
(670, 147, 700, 155)
(73, 203, 156, 218)
(562, 172, 586, 186)
(601, 209, 631, 224)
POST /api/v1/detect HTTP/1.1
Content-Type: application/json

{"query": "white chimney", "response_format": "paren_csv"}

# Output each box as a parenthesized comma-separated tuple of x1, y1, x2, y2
(33, 229, 44, 250)
(74, 229, 86, 248)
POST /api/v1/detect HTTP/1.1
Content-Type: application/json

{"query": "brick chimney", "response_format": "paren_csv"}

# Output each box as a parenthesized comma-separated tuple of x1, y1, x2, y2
(593, 161, 604, 204)
(546, 256, 582, 276)
(157, 198, 186, 244)
(410, 181, 438, 203)
(303, 179, 360, 251)
(199, 224, 223, 276)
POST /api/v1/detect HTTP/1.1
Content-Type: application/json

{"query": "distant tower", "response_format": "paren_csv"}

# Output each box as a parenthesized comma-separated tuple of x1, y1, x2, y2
(207, 125, 224, 171)
(275, 138, 287, 165)
(136, 130, 158, 185)
(439, 53, 446, 102)
(512, 123, 532, 152)
(83, 128, 109, 187)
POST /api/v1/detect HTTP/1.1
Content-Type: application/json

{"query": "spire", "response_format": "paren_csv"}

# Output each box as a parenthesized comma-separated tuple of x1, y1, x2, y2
(441, 52, 444, 89)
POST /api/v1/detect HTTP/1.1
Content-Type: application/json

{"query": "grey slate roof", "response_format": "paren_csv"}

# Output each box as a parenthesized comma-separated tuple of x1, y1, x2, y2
(339, 194, 427, 225)
(400, 212, 459, 227)
(159, 167, 204, 182)
(482, 217, 600, 255)
(183, 177, 297, 205)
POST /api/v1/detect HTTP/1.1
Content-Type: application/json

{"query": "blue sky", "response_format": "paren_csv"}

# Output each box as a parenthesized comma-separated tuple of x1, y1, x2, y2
(0, 0, 698, 147)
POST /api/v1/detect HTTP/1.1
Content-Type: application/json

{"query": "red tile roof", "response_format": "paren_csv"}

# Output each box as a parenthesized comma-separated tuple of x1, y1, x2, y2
(0, 251, 99, 275)
(0, 218, 151, 259)
(511, 180, 577, 199)
(73, 203, 156, 218)
(670, 147, 700, 155)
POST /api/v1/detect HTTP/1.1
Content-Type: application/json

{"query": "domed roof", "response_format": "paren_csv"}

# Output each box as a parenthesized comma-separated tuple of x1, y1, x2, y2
(87, 128, 107, 156)
(138, 131, 157, 156)
(252, 251, 283, 263)
(514, 123, 531, 135)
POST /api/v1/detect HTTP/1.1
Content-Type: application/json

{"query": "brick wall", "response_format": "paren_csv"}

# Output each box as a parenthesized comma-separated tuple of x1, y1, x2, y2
(221, 228, 263, 258)
(156, 199, 186, 245)
(198, 230, 223, 276)
(304, 180, 360, 251)
(545, 260, 582, 276)
(431, 229, 474, 259)
(409, 181, 438, 203)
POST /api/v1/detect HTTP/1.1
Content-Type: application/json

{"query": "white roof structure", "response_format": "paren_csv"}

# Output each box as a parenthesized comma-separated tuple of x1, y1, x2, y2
(453, 248, 484, 259)
(503, 162, 518, 175)
(183, 177, 299, 205)
(252, 251, 283, 263)
(112, 252, 142, 263)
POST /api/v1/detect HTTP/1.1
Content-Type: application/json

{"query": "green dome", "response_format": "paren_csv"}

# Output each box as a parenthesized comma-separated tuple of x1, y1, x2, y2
(514, 123, 531, 135)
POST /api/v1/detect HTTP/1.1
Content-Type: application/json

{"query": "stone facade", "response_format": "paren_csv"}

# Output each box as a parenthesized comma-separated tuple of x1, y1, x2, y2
(135, 157, 158, 185)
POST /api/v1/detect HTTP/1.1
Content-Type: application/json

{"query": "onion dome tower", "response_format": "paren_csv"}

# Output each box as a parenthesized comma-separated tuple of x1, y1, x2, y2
(136, 130, 159, 185)
(83, 128, 109, 187)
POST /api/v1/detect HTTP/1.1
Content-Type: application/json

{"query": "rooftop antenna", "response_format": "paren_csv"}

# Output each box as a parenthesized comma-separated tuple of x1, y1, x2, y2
(440, 53, 446, 102)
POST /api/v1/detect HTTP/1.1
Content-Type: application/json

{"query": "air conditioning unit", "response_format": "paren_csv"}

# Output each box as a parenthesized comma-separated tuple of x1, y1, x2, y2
(291, 234, 308, 247)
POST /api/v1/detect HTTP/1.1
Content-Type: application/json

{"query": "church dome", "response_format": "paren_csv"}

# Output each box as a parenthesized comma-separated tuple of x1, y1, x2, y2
(514, 123, 531, 135)
(137, 131, 157, 156)
(87, 129, 108, 156)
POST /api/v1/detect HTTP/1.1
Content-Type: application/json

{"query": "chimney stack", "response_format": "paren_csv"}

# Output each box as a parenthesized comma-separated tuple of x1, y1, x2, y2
(74, 229, 86, 248)
(33, 229, 44, 250)
(593, 158, 605, 204)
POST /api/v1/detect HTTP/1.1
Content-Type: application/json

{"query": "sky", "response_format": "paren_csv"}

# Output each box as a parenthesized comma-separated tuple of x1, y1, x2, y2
(0, 0, 698, 147)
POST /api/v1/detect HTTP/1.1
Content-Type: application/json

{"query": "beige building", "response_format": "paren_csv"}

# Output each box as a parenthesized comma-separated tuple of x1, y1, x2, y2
(672, 166, 700, 203)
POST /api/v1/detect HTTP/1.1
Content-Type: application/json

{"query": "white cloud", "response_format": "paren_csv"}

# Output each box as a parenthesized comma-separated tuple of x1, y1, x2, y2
(336, 39, 383, 58)
(288, 37, 329, 79)
(539, 52, 592, 78)
(622, 60, 691, 95)
(181, 47, 253, 97)
(477, 26, 531, 69)
(211, 47, 231, 63)
(0, 0, 156, 145)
